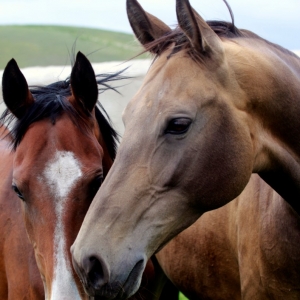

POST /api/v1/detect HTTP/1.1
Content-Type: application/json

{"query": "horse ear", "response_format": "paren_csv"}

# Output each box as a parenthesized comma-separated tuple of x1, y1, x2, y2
(127, 0, 171, 50)
(176, 0, 223, 55)
(2, 59, 34, 119)
(70, 51, 98, 112)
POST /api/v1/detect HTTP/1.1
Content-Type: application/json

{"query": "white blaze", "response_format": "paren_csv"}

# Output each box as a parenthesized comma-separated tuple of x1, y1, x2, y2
(43, 151, 83, 300)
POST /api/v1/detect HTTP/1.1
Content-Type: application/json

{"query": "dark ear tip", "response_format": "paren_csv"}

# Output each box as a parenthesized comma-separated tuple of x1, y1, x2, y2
(127, 0, 144, 16)
(73, 52, 95, 79)
(126, 0, 136, 6)
(127, 0, 138, 9)
(4, 59, 19, 73)
(3, 59, 21, 86)
(7, 58, 17, 65)
(75, 51, 89, 64)
(76, 51, 84, 59)
(177, 0, 189, 5)
(176, 0, 191, 14)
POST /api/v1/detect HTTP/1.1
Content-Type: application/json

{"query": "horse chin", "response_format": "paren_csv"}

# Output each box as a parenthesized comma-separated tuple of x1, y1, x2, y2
(85, 283, 139, 300)
(119, 260, 144, 299)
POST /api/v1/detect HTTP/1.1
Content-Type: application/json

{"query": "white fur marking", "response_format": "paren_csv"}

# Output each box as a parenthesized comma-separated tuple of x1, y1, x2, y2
(44, 151, 82, 300)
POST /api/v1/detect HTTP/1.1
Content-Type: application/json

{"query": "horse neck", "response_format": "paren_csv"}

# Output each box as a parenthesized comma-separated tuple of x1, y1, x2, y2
(232, 39, 300, 213)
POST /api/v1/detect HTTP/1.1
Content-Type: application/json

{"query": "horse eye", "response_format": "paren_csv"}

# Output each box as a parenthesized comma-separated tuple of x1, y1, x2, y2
(89, 176, 104, 199)
(165, 118, 192, 135)
(12, 184, 24, 200)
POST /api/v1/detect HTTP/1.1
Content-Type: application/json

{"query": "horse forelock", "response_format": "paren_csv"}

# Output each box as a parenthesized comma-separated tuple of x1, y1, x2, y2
(0, 74, 120, 160)
(1, 85, 91, 151)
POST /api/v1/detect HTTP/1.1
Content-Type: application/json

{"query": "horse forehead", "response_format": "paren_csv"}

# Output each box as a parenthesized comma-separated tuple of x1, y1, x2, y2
(19, 116, 98, 155)
(125, 60, 217, 122)
(43, 150, 83, 199)
(149, 53, 201, 87)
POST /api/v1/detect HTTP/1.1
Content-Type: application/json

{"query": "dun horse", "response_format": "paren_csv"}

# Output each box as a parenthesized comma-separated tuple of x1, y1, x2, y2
(0, 52, 169, 299)
(72, 0, 300, 299)
(156, 174, 300, 299)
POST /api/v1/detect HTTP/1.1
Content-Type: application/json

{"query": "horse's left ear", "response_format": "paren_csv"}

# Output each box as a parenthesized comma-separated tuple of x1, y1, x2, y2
(70, 51, 98, 112)
(2, 59, 34, 119)
(176, 0, 223, 56)
(127, 0, 171, 50)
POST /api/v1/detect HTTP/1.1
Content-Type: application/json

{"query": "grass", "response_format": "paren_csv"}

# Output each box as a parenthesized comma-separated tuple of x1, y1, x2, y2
(179, 292, 189, 300)
(0, 25, 148, 69)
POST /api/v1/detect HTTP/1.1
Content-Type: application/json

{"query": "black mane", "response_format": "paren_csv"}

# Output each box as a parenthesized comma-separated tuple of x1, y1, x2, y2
(0, 71, 125, 160)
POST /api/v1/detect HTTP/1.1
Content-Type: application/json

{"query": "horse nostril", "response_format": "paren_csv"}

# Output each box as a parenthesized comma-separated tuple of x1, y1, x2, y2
(83, 255, 108, 290)
(88, 257, 104, 287)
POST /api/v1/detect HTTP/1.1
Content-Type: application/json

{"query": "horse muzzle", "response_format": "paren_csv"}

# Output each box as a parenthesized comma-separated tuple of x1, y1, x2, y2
(71, 247, 146, 300)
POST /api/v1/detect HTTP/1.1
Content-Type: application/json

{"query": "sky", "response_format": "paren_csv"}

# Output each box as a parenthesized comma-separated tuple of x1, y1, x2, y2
(0, 0, 299, 50)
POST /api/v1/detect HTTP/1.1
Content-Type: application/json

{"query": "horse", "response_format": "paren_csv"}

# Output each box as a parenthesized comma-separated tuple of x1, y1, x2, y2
(0, 52, 173, 299)
(71, 0, 300, 298)
(156, 174, 300, 299)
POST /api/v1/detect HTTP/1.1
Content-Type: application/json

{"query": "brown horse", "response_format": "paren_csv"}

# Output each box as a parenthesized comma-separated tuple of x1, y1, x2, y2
(0, 52, 172, 299)
(0, 51, 119, 299)
(72, 0, 300, 298)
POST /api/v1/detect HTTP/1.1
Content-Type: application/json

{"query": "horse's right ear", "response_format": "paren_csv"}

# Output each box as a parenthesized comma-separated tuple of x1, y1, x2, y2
(2, 59, 34, 119)
(127, 0, 171, 51)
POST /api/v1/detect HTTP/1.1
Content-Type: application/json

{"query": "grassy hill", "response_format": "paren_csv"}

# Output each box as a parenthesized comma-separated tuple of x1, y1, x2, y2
(0, 25, 148, 69)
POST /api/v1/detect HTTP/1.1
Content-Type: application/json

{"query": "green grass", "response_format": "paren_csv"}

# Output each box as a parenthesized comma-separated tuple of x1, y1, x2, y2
(179, 292, 189, 300)
(0, 25, 148, 69)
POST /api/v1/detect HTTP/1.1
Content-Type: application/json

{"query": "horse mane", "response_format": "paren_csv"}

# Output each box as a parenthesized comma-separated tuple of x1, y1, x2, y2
(144, 9, 298, 62)
(0, 71, 124, 160)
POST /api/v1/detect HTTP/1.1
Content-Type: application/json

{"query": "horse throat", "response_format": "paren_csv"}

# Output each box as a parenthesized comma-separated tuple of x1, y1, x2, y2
(243, 47, 300, 214)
